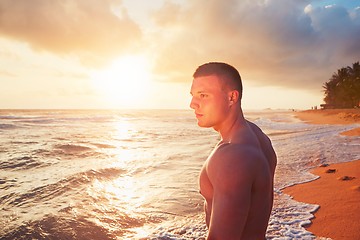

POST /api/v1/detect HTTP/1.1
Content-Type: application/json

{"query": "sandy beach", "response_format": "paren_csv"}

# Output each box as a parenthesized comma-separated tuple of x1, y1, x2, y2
(284, 109, 360, 239)
(295, 109, 360, 136)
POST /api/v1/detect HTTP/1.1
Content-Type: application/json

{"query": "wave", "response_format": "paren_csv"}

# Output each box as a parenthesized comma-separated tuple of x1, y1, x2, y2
(58, 116, 114, 123)
(0, 167, 125, 208)
(15, 119, 56, 125)
(10, 141, 39, 145)
(0, 115, 30, 120)
(0, 167, 130, 238)
(0, 123, 18, 130)
(52, 144, 109, 159)
(54, 144, 93, 153)
(0, 214, 113, 240)
(266, 192, 319, 239)
(266, 130, 296, 137)
(0, 156, 44, 171)
(91, 143, 116, 149)
(0, 178, 17, 191)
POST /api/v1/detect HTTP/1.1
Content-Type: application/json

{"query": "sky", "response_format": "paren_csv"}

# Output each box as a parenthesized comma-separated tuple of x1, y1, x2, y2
(1, 0, 359, 110)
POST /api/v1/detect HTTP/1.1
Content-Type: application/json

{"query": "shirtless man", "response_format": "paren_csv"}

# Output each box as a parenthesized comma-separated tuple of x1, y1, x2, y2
(189, 62, 277, 240)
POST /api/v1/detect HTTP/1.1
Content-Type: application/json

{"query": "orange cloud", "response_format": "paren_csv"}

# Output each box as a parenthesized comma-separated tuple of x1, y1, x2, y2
(0, 0, 141, 66)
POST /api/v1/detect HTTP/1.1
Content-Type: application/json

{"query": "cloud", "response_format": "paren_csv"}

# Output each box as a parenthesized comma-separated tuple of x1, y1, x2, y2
(1, 0, 358, 91)
(0, 0, 141, 66)
(307, 4, 360, 59)
(53, 71, 89, 79)
(0, 70, 16, 77)
(150, 0, 360, 90)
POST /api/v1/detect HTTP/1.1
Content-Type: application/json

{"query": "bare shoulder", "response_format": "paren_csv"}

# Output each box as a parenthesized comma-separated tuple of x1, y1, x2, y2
(211, 142, 263, 165)
(207, 143, 264, 189)
(246, 120, 273, 147)
(246, 121, 268, 140)
(246, 120, 277, 173)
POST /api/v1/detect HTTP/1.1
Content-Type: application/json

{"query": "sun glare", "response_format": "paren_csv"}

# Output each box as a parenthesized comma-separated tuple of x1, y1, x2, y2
(91, 55, 152, 108)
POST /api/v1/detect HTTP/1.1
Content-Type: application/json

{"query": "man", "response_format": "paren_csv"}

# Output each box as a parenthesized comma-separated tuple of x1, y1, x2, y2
(189, 62, 277, 240)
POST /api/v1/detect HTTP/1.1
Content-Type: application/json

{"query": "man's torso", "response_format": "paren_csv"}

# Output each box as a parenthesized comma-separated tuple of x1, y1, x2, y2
(199, 120, 277, 238)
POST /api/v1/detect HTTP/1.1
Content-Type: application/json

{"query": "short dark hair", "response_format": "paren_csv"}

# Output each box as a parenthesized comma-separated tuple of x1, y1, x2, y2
(193, 62, 243, 99)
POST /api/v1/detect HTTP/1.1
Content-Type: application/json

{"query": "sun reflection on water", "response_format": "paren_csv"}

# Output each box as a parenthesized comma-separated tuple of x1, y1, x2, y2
(92, 176, 145, 213)
(85, 115, 165, 237)
(85, 176, 151, 238)
(110, 118, 138, 167)
(113, 119, 133, 140)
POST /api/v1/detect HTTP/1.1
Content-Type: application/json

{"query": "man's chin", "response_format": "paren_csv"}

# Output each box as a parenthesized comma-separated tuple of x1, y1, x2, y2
(197, 121, 210, 128)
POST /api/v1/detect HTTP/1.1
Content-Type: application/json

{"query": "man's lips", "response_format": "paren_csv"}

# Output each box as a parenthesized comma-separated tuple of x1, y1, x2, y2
(195, 113, 203, 118)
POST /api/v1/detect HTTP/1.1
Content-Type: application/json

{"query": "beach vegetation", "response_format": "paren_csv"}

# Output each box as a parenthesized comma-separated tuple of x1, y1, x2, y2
(323, 62, 360, 109)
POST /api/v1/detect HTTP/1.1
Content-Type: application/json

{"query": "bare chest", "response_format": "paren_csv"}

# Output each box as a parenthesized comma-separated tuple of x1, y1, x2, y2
(199, 161, 213, 201)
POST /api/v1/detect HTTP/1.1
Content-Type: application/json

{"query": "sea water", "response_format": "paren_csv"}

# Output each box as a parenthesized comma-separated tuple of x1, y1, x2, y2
(0, 109, 359, 239)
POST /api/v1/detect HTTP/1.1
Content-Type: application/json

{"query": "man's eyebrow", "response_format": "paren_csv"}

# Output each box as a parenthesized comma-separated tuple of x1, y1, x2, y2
(190, 90, 207, 96)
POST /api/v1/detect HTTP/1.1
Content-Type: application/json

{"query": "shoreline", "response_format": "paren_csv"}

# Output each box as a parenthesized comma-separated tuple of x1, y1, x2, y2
(283, 109, 360, 239)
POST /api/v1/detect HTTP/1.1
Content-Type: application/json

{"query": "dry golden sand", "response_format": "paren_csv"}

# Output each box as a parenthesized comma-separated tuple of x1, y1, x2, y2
(295, 109, 360, 136)
(283, 109, 360, 239)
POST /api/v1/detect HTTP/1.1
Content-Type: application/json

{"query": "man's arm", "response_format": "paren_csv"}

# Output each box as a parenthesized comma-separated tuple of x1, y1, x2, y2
(206, 145, 257, 240)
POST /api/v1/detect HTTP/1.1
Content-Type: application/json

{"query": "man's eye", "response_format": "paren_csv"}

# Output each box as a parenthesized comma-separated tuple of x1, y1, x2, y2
(200, 94, 207, 98)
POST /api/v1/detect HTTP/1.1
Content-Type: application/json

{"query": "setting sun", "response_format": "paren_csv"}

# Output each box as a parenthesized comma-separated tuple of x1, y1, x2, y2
(91, 55, 152, 108)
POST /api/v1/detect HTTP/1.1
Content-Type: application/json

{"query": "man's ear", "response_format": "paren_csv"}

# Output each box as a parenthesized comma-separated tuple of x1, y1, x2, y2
(229, 90, 240, 104)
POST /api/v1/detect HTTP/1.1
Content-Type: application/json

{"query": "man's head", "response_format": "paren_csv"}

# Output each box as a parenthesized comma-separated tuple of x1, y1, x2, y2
(190, 62, 243, 129)
(193, 62, 243, 101)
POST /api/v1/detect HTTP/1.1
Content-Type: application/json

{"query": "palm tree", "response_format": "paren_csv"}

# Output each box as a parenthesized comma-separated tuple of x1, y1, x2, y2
(323, 62, 360, 108)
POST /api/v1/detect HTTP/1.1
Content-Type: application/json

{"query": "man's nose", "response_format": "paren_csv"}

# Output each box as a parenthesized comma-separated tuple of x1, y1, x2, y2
(189, 97, 198, 109)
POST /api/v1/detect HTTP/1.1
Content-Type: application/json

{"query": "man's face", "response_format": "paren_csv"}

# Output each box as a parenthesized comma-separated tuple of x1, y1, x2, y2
(190, 75, 231, 129)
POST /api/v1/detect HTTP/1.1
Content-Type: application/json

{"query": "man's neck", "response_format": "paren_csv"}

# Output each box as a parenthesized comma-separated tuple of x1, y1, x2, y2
(217, 109, 246, 142)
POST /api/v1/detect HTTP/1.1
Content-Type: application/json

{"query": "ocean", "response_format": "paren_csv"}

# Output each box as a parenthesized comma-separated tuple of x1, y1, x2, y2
(1, 109, 359, 239)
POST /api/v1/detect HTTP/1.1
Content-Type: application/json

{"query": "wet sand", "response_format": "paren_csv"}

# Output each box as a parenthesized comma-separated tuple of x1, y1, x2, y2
(283, 160, 360, 240)
(284, 109, 360, 239)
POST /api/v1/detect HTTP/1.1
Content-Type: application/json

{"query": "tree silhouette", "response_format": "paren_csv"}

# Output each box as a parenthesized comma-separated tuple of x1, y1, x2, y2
(323, 62, 360, 108)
